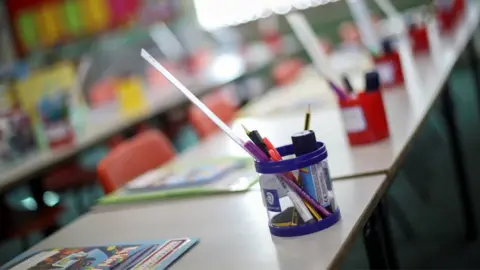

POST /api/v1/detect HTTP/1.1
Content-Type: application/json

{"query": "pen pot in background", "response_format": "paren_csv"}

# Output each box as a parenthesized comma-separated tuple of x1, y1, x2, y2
(254, 142, 341, 237)
(339, 91, 389, 146)
(373, 38, 404, 89)
(372, 52, 404, 89)
(434, 0, 465, 33)
(409, 25, 430, 54)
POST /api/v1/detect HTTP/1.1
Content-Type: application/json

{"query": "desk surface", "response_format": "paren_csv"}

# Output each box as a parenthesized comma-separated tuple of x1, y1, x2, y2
(1, 2, 478, 192)
(30, 175, 387, 270)
(167, 3, 480, 180)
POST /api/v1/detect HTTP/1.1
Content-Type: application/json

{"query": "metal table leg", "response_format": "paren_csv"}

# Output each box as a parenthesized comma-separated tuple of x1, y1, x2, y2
(0, 193, 8, 238)
(467, 40, 480, 115)
(441, 84, 477, 241)
(363, 198, 399, 269)
(28, 177, 48, 209)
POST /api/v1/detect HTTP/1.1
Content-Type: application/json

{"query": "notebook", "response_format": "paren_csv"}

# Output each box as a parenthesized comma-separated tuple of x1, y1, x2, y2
(2, 238, 198, 270)
(99, 157, 258, 205)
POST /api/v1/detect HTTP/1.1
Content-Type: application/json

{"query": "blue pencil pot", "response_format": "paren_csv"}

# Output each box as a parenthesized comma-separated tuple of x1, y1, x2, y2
(255, 142, 341, 237)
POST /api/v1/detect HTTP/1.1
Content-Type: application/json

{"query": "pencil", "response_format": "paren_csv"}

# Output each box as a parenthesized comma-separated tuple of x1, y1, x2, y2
(268, 149, 322, 221)
(304, 104, 311, 130)
(242, 124, 269, 156)
(342, 75, 354, 94)
(241, 124, 251, 135)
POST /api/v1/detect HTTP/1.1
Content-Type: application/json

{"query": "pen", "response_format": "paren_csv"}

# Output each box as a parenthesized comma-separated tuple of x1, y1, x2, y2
(268, 149, 322, 221)
(365, 70, 381, 92)
(142, 49, 262, 161)
(241, 124, 269, 157)
(342, 75, 355, 94)
(327, 80, 348, 100)
(247, 141, 315, 224)
(265, 137, 322, 220)
(304, 104, 311, 130)
(263, 137, 281, 158)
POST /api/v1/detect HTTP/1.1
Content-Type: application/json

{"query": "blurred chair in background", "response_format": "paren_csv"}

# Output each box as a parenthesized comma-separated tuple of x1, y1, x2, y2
(187, 91, 237, 139)
(97, 129, 176, 194)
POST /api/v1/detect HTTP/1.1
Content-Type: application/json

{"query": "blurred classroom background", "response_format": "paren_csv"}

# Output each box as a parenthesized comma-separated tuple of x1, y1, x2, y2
(0, 0, 466, 266)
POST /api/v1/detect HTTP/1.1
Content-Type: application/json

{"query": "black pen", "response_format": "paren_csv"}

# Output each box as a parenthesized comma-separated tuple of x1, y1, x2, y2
(342, 75, 354, 94)
(241, 124, 269, 157)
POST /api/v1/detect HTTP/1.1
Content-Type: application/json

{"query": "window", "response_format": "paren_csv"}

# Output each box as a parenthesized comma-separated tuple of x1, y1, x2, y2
(194, 0, 339, 30)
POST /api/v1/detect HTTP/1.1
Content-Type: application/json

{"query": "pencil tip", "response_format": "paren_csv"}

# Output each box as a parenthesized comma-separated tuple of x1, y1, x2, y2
(241, 124, 250, 134)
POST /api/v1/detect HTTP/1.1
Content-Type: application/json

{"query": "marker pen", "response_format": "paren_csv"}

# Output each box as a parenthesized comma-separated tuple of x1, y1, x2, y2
(365, 70, 381, 92)
(291, 130, 333, 212)
(342, 75, 354, 94)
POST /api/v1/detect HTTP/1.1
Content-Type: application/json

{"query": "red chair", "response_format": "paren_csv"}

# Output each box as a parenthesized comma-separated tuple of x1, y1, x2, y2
(97, 129, 176, 194)
(271, 58, 304, 86)
(187, 91, 237, 139)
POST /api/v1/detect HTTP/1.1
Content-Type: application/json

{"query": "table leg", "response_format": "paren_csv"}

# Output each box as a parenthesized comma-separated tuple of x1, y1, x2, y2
(0, 193, 8, 238)
(441, 84, 477, 241)
(466, 40, 480, 113)
(363, 198, 399, 269)
(28, 177, 48, 209)
(28, 177, 60, 237)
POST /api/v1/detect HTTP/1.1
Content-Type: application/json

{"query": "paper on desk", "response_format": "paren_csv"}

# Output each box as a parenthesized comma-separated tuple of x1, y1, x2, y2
(99, 157, 258, 205)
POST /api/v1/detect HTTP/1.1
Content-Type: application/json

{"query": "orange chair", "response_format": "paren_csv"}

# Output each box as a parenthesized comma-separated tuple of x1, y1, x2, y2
(97, 129, 176, 194)
(272, 58, 304, 86)
(187, 91, 237, 139)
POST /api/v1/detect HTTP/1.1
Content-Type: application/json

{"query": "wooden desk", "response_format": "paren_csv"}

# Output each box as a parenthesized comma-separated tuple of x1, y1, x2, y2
(172, 3, 480, 181)
(30, 175, 387, 270)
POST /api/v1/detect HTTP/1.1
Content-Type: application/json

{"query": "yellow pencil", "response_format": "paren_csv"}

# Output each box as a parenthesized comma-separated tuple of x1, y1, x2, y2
(304, 104, 311, 130)
(305, 201, 322, 221)
(241, 124, 251, 135)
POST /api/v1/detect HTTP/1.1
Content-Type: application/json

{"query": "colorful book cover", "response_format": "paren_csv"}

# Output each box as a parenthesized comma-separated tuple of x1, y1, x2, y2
(2, 238, 198, 270)
(99, 157, 258, 205)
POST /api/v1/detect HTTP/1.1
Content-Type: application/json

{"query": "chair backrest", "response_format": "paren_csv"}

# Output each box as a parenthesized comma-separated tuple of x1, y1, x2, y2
(188, 91, 237, 139)
(97, 129, 176, 194)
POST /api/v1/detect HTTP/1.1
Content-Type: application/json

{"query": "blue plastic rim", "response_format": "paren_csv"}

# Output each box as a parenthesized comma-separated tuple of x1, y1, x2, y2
(269, 209, 341, 237)
(254, 141, 328, 174)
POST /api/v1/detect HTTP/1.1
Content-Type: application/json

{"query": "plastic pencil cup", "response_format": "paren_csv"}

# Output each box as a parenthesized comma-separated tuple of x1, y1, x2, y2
(255, 142, 341, 237)
(339, 91, 389, 145)
(435, 0, 465, 33)
(409, 25, 430, 53)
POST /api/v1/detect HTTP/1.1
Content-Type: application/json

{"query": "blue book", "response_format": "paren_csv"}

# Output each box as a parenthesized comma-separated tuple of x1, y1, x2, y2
(1, 238, 198, 270)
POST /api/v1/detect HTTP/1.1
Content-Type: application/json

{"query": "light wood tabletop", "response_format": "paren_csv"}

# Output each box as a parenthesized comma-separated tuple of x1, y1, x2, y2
(31, 175, 387, 270)
(1, 2, 478, 191)
(167, 2, 480, 180)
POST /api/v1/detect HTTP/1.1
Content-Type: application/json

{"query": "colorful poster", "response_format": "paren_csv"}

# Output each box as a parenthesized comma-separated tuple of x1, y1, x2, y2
(14, 61, 76, 122)
(3, 238, 198, 270)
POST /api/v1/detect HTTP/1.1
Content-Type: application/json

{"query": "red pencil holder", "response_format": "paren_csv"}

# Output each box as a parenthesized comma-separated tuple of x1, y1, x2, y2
(339, 91, 389, 146)
(373, 52, 404, 89)
(435, 0, 465, 33)
(409, 26, 430, 53)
